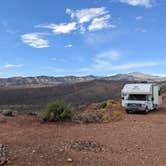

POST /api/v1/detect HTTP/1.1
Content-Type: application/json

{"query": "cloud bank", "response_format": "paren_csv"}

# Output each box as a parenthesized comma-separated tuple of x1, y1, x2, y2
(21, 33, 49, 48)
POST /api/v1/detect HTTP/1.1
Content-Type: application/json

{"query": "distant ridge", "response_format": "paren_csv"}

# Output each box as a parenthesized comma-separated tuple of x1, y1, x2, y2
(104, 72, 166, 82)
(0, 72, 166, 88)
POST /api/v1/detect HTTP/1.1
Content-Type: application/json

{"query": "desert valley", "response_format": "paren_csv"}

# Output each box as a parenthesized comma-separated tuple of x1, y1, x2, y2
(0, 72, 166, 165)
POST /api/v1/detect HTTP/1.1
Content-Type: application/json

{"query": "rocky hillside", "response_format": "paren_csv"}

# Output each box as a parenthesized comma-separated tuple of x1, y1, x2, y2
(0, 75, 96, 88)
(0, 72, 166, 89)
(0, 80, 127, 106)
(105, 72, 166, 82)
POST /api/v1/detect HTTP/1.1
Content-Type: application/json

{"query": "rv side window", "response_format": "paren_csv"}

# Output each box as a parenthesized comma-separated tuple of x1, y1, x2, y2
(128, 94, 147, 101)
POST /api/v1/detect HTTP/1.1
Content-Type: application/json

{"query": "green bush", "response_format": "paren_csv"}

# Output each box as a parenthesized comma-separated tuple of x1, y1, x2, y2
(100, 100, 115, 109)
(100, 102, 107, 109)
(42, 100, 72, 122)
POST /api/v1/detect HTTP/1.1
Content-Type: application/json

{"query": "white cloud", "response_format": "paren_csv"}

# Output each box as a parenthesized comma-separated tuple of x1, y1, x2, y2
(111, 61, 160, 70)
(79, 25, 86, 34)
(50, 57, 66, 62)
(92, 50, 121, 70)
(95, 50, 121, 61)
(88, 15, 114, 31)
(35, 7, 114, 36)
(81, 61, 161, 73)
(81, 50, 121, 71)
(136, 16, 144, 20)
(36, 22, 77, 34)
(4, 64, 23, 68)
(80, 49, 162, 73)
(64, 44, 73, 48)
(136, 28, 147, 33)
(66, 7, 109, 23)
(21, 33, 49, 48)
(117, 0, 153, 8)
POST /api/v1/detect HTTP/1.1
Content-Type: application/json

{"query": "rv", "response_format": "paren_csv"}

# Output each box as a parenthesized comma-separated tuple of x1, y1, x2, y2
(121, 83, 162, 113)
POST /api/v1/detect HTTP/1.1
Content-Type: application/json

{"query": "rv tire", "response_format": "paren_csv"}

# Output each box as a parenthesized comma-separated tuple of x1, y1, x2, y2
(144, 108, 149, 114)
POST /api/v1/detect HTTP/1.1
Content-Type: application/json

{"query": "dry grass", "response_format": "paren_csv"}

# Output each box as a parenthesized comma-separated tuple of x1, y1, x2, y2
(111, 111, 123, 121)
(72, 107, 113, 123)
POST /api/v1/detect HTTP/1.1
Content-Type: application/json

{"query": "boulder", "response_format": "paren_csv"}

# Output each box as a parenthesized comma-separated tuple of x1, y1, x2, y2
(0, 157, 7, 166)
(2, 110, 13, 117)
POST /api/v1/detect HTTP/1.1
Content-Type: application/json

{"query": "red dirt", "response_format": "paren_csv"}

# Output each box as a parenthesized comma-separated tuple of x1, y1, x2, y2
(1, 101, 166, 166)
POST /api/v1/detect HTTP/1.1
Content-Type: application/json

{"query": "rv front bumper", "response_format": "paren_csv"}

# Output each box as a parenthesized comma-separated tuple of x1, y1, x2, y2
(126, 103, 147, 111)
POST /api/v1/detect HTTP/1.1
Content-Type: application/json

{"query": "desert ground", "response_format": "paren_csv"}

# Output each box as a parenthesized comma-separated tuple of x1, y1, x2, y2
(1, 100, 166, 166)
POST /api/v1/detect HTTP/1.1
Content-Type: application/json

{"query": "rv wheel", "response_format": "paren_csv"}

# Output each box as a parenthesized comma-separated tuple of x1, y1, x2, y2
(144, 108, 149, 114)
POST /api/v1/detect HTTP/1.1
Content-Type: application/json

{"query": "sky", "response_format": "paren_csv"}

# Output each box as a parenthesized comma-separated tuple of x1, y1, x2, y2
(0, 0, 166, 78)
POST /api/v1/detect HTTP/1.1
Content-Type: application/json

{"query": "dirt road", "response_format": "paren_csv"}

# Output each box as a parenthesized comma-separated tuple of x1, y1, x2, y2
(1, 101, 166, 166)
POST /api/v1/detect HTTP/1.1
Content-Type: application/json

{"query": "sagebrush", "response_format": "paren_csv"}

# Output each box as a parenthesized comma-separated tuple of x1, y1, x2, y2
(42, 100, 72, 122)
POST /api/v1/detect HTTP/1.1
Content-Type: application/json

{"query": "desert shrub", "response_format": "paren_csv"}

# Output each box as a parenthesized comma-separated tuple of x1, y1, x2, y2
(77, 104, 87, 111)
(107, 100, 116, 104)
(42, 100, 72, 122)
(72, 109, 111, 123)
(100, 102, 107, 109)
(111, 111, 123, 121)
(72, 110, 103, 123)
(99, 109, 111, 123)
(106, 100, 116, 108)
(100, 100, 115, 109)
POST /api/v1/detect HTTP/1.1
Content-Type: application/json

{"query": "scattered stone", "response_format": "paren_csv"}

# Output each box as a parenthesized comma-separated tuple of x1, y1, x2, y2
(37, 114, 47, 123)
(32, 150, 36, 153)
(0, 145, 8, 166)
(0, 157, 7, 166)
(67, 140, 112, 153)
(67, 158, 73, 162)
(40, 155, 44, 158)
(28, 112, 37, 116)
(12, 111, 18, 116)
(135, 145, 141, 150)
(2, 110, 13, 117)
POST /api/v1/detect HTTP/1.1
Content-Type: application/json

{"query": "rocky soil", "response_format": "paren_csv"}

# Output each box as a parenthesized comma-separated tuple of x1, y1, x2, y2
(0, 144, 8, 166)
(0, 100, 166, 165)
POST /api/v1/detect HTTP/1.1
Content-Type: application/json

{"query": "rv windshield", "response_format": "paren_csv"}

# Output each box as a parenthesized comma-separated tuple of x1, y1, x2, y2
(128, 94, 147, 101)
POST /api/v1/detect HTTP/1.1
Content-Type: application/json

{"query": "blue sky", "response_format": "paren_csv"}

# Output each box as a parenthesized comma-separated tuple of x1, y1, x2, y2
(0, 0, 166, 77)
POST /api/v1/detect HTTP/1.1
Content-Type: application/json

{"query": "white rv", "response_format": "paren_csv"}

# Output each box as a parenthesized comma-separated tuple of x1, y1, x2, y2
(121, 83, 162, 113)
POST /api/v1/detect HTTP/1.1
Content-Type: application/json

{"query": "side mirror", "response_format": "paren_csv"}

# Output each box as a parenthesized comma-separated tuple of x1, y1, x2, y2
(152, 97, 154, 101)
(121, 97, 124, 100)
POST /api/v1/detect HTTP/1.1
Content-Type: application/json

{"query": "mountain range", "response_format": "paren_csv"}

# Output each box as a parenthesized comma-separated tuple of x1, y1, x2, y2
(0, 72, 166, 88)
(0, 72, 166, 107)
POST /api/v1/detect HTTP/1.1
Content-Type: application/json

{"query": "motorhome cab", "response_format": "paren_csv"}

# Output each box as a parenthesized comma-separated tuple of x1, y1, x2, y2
(121, 83, 162, 113)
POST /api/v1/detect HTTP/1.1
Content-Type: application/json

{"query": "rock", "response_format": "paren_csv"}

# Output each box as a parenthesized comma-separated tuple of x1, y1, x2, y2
(68, 140, 112, 153)
(37, 114, 47, 123)
(67, 158, 73, 162)
(12, 111, 18, 116)
(0, 157, 7, 166)
(28, 112, 37, 116)
(49, 112, 55, 122)
(2, 110, 13, 117)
